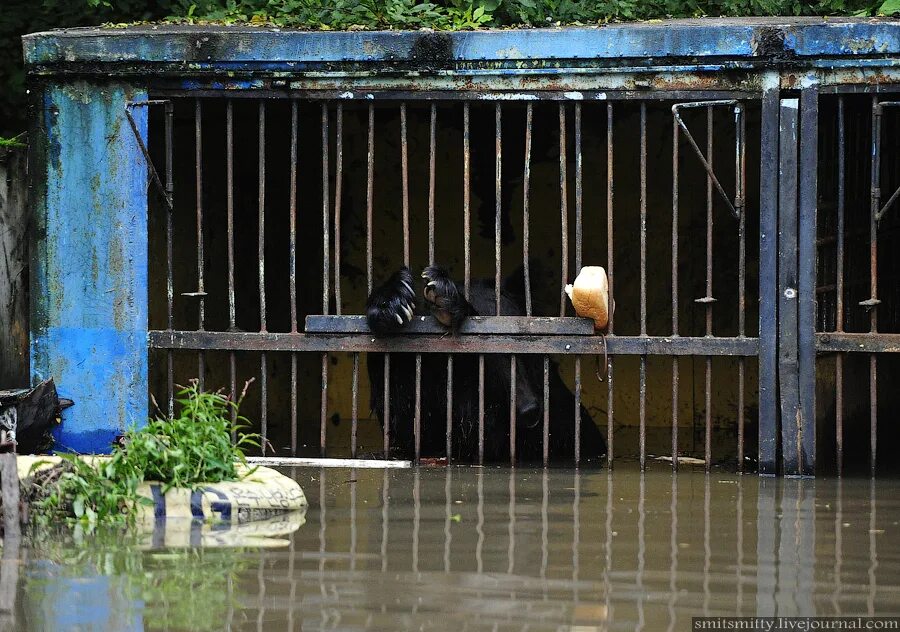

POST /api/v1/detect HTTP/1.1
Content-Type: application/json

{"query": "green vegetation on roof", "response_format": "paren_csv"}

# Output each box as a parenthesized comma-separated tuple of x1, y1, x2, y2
(160, 0, 898, 30)
(3, 0, 899, 134)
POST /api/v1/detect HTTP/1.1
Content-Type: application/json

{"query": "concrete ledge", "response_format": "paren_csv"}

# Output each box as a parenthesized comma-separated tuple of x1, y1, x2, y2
(22, 19, 900, 72)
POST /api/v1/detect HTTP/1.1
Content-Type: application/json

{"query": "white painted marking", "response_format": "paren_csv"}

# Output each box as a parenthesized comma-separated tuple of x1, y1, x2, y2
(246, 457, 412, 469)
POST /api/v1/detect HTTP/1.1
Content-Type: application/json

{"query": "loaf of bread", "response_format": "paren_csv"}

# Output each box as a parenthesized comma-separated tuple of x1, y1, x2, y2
(564, 266, 610, 332)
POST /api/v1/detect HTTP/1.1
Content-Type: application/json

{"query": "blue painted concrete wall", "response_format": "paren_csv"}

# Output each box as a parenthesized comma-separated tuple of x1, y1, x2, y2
(22, 20, 900, 68)
(30, 82, 148, 453)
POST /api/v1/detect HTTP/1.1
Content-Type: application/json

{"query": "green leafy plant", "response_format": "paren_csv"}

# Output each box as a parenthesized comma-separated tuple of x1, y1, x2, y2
(31, 380, 258, 529)
(131, 380, 259, 491)
(0, 133, 26, 148)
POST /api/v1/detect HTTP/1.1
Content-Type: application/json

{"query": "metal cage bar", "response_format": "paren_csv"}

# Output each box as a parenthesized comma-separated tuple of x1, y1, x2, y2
(141, 94, 770, 468)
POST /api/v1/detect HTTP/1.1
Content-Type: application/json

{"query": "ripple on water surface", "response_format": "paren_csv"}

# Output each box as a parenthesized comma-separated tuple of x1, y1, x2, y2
(17, 465, 900, 631)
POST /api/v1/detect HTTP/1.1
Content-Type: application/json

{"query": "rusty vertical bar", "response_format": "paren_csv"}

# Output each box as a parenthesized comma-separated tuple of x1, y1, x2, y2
(321, 103, 330, 304)
(194, 98, 206, 389)
(289, 100, 299, 455)
(575, 102, 583, 273)
(671, 108, 680, 470)
(736, 104, 747, 473)
(258, 101, 267, 330)
(836, 97, 846, 475)
(165, 101, 174, 416)
(639, 102, 647, 470)
(574, 103, 583, 467)
(321, 103, 330, 457)
(414, 353, 422, 463)
(478, 354, 485, 465)
(704, 106, 714, 471)
(543, 355, 550, 467)
(606, 102, 615, 466)
(367, 104, 375, 296)
(523, 103, 533, 316)
(446, 356, 453, 460)
(496, 103, 503, 314)
(258, 101, 268, 452)
(351, 352, 359, 458)
(401, 102, 410, 268)
(560, 104, 569, 317)
(334, 103, 343, 315)
(463, 102, 471, 297)
(383, 355, 390, 458)
(868, 96, 880, 477)
(226, 100, 237, 436)
(509, 357, 516, 465)
(429, 103, 437, 265)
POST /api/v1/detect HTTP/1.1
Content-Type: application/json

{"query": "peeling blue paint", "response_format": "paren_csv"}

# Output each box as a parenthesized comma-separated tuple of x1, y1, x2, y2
(22, 19, 900, 70)
(31, 83, 148, 454)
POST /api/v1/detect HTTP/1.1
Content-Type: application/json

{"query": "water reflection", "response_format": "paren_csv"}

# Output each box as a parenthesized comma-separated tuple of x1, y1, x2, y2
(10, 466, 900, 630)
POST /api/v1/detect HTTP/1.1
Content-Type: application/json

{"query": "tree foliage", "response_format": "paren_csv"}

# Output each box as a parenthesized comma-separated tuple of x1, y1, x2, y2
(1, 0, 897, 134)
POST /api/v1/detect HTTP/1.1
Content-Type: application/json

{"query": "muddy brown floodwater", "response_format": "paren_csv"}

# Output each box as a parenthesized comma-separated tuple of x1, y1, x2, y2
(13, 464, 900, 630)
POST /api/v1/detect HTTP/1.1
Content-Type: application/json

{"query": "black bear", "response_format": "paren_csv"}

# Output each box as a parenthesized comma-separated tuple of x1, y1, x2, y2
(365, 265, 607, 463)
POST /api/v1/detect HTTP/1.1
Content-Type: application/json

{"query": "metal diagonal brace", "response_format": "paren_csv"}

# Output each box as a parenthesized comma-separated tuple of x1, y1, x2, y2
(672, 100, 742, 220)
(124, 100, 173, 211)
(873, 101, 900, 225)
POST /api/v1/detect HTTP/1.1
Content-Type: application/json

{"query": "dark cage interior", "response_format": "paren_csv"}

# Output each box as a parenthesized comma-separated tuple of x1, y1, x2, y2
(816, 94, 900, 476)
(146, 96, 762, 466)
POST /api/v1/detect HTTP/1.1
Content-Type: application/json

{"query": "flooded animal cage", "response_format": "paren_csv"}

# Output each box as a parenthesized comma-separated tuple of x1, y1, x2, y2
(23, 19, 900, 475)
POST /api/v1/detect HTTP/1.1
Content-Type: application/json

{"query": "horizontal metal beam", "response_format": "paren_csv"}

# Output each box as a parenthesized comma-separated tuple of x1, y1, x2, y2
(149, 330, 759, 356)
(305, 315, 594, 335)
(815, 332, 900, 353)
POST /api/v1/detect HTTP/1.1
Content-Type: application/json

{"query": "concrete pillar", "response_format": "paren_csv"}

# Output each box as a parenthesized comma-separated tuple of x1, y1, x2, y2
(30, 82, 148, 453)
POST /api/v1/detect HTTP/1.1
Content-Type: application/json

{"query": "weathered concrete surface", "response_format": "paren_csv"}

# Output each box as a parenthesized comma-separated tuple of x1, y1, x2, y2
(0, 146, 29, 388)
(21, 19, 900, 68)
(30, 82, 148, 453)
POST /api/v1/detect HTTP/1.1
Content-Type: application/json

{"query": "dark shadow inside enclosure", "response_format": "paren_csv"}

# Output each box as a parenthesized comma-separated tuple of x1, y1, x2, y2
(146, 97, 762, 464)
(816, 95, 900, 476)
